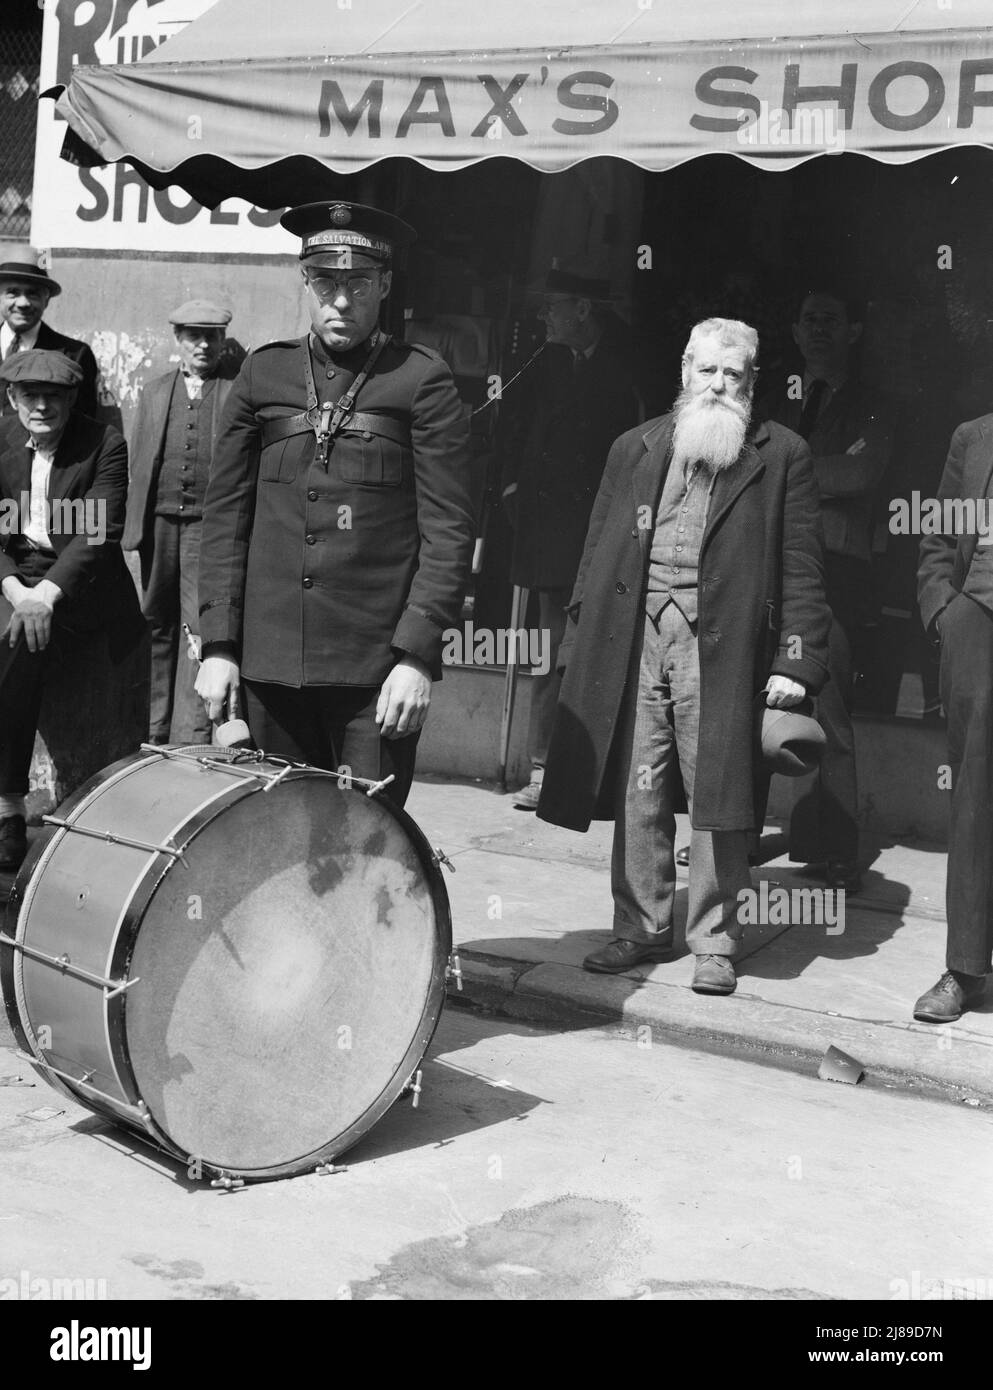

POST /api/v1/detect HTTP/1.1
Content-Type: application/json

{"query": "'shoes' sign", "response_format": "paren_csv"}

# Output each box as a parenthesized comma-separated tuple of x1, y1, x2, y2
(32, 0, 296, 254)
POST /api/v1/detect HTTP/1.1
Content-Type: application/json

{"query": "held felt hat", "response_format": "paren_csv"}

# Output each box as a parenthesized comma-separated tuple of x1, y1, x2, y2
(0, 348, 83, 389)
(280, 201, 416, 269)
(168, 299, 232, 328)
(0, 260, 61, 297)
(755, 694, 827, 777)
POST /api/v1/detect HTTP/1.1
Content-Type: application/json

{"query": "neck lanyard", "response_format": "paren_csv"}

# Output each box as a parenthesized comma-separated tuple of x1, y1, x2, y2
(303, 330, 390, 468)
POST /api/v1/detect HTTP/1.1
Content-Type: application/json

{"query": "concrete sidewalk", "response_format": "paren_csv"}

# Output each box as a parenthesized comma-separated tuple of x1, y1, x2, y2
(2, 776, 988, 1102)
(405, 777, 993, 1102)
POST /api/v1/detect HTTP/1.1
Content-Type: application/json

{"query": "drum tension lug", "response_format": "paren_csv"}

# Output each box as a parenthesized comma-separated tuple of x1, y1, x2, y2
(433, 846, 455, 873)
(446, 952, 464, 992)
(210, 1175, 245, 1191)
(401, 1068, 424, 1108)
(314, 1162, 349, 1176)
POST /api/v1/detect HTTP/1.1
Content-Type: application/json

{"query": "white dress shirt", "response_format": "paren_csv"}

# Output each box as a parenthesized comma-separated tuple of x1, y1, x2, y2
(23, 441, 55, 550)
(1, 320, 41, 358)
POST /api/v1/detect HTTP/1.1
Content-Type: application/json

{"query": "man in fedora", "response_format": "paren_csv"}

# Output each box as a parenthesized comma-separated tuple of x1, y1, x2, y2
(0, 260, 99, 420)
(0, 350, 142, 871)
(537, 317, 831, 995)
(124, 300, 238, 745)
(194, 202, 475, 806)
(500, 265, 640, 810)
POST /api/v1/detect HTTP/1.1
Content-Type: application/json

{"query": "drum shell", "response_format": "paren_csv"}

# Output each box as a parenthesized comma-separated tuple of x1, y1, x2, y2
(2, 750, 452, 1181)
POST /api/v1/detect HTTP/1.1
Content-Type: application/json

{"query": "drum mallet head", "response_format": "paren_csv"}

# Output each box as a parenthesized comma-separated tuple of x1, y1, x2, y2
(214, 688, 255, 750)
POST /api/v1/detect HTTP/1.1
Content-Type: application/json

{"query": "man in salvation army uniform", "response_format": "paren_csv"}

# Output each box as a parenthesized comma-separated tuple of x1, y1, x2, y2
(194, 201, 476, 807)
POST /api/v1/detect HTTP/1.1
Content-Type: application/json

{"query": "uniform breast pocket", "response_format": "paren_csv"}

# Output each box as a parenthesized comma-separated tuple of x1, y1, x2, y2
(338, 432, 406, 488)
(258, 440, 299, 484)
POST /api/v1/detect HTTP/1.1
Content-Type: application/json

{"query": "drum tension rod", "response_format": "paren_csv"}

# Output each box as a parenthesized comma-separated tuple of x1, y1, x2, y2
(42, 817, 190, 868)
(0, 933, 139, 995)
(210, 1175, 246, 1191)
(433, 847, 456, 873)
(314, 1162, 349, 1177)
(446, 953, 464, 992)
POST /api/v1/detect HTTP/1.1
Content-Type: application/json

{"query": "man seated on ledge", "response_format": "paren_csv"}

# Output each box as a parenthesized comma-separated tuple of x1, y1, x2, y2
(537, 318, 831, 997)
(0, 349, 142, 871)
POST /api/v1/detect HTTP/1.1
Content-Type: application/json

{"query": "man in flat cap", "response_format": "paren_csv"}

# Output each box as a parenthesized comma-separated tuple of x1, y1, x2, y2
(124, 300, 237, 744)
(0, 349, 142, 870)
(500, 265, 640, 809)
(195, 202, 475, 804)
(0, 260, 99, 420)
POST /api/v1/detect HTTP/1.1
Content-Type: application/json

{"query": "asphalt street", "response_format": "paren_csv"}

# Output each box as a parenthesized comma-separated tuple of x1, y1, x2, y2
(2, 1002, 990, 1301)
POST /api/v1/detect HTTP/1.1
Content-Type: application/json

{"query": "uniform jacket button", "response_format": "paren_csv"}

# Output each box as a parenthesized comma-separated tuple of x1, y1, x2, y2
(302, 577, 313, 588)
(308, 490, 318, 501)
(306, 534, 316, 545)
(615, 581, 628, 594)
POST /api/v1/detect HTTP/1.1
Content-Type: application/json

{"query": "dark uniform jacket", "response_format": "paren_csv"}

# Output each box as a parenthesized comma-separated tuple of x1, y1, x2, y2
(197, 332, 476, 687)
(502, 337, 639, 590)
(123, 363, 238, 563)
(918, 414, 993, 633)
(537, 414, 831, 834)
(0, 412, 143, 656)
(0, 323, 101, 422)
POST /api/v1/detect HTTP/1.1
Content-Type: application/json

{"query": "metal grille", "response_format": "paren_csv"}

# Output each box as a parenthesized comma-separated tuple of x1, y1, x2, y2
(0, 28, 42, 240)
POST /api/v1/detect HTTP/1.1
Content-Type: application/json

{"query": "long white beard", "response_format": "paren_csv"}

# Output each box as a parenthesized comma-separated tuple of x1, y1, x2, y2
(671, 387, 752, 472)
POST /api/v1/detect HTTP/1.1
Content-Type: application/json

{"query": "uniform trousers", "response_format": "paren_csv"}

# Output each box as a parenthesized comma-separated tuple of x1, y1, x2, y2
(938, 591, 993, 975)
(526, 586, 569, 771)
(141, 515, 211, 744)
(243, 679, 419, 811)
(611, 602, 751, 957)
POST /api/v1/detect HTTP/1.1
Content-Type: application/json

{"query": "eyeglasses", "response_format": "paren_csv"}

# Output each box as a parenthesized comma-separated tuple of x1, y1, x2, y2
(304, 272, 381, 303)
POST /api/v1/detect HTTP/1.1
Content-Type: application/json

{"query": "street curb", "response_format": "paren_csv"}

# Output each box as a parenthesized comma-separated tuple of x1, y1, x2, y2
(449, 950, 993, 1105)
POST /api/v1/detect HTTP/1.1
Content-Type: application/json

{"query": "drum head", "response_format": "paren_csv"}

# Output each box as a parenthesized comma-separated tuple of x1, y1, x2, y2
(124, 774, 445, 1177)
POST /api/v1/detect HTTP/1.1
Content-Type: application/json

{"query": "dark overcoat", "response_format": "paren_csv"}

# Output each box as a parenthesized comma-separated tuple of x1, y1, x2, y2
(537, 413, 831, 833)
(502, 338, 639, 589)
(0, 412, 143, 656)
(122, 364, 237, 562)
(197, 332, 476, 686)
(918, 413, 993, 631)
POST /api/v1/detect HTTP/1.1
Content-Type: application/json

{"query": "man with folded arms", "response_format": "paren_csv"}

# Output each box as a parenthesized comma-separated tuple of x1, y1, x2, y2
(0, 350, 141, 870)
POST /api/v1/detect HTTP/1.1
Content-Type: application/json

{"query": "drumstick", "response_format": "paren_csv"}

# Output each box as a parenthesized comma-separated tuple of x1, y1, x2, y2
(183, 623, 254, 749)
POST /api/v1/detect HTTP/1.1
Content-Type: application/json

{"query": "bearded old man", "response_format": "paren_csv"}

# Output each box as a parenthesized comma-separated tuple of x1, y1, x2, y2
(537, 318, 831, 995)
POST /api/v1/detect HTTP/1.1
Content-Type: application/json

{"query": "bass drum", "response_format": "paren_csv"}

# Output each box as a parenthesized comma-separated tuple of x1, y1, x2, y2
(1, 748, 452, 1182)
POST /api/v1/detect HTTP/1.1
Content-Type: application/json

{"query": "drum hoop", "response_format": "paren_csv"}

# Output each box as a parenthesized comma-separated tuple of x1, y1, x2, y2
(2, 750, 162, 1053)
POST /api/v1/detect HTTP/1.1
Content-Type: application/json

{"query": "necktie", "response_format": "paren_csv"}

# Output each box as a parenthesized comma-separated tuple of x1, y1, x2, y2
(797, 378, 827, 440)
(3, 333, 21, 362)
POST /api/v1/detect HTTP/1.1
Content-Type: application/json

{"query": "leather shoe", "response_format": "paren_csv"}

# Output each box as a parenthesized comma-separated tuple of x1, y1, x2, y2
(913, 970, 986, 1023)
(512, 776, 543, 811)
(692, 954, 737, 995)
(583, 935, 674, 974)
(0, 814, 27, 872)
(825, 859, 862, 893)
